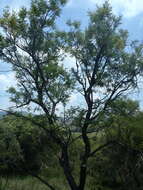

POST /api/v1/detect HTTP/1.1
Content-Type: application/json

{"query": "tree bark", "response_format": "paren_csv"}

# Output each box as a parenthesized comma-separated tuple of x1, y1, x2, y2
(59, 145, 79, 190)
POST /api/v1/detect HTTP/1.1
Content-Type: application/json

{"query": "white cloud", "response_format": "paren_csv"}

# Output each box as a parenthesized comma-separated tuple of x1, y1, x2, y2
(89, 0, 143, 18)
(63, 53, 76, 69)
(65, 0, 73, 7)
(0, 96, 14, 110)
(69, 93, 78, 104)
(0, 72, 16, 109)
(0, 72, 16, 91)
(0, 0, 30, 13)
(2, 0, 143, 18)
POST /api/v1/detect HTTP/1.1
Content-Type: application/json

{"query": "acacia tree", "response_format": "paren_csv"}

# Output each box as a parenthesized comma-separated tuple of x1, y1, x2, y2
(0, 1, 143, 190)
(65, 3, 143, 189)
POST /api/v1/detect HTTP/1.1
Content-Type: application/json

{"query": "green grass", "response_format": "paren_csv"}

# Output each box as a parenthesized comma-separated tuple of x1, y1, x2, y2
(0, 176, 99, 190)
(0, 176, 68, 190)
(0, 174, 102, 190)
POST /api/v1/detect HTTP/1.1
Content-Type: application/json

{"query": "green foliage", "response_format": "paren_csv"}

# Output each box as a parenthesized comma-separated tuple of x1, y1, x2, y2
(0, 0, 74, 114)
(0, 115, 52, 175)
(66, 2, 143, 114)
(1, 1, 143, 190)
(1, 99, 143, 190)
(87, 99, 143, 190)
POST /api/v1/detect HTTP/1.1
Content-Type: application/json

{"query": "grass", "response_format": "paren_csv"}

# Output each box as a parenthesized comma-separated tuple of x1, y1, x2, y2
(0, 176, 46, 190)
(0, 176, 69, 190)
(0, 175, 101, 190)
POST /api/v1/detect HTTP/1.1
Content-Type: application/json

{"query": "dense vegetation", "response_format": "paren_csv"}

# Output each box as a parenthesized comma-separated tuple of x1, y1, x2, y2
(1, 98, 143, 190)
(0, 0, 143, 190)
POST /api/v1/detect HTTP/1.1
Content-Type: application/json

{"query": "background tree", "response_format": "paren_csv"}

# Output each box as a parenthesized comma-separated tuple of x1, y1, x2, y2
(0, 115, 43, 175)
(0, 1, 143, 190)
(87, 98, 143, 190)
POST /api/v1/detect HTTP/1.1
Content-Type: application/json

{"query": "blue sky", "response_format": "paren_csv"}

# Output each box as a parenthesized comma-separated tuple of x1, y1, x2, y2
(0, 0, 143, 109)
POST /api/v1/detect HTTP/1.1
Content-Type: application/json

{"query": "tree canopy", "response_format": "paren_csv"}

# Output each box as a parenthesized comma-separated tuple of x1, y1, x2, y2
(0, 1, 143, 190)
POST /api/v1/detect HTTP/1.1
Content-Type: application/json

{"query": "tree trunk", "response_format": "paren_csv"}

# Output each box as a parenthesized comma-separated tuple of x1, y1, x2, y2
(59, 145, 79, 190)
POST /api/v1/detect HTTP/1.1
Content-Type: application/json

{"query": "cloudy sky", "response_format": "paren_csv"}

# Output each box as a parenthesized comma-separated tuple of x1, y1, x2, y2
(0, 0, 143, 109)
